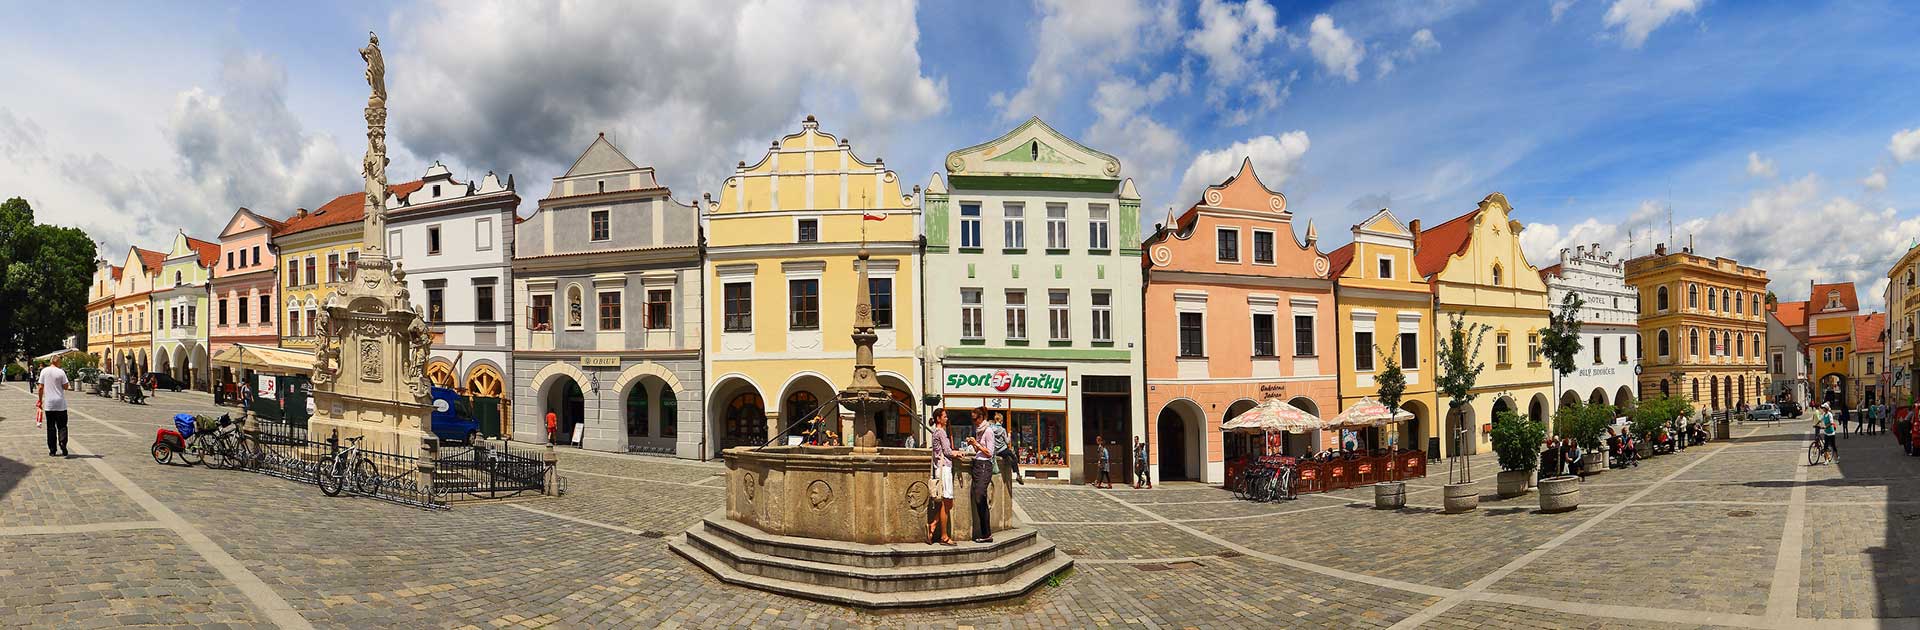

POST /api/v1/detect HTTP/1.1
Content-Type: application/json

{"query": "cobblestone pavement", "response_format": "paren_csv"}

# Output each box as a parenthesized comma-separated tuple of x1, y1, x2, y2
(2, 383, 1918, 628)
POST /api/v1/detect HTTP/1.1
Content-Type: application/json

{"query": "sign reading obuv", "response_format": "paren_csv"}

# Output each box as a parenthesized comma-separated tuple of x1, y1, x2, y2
(943, 367, 1068, 398)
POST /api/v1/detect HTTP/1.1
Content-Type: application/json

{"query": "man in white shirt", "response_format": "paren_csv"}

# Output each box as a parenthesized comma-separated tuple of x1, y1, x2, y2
(37, 364, 71, 457)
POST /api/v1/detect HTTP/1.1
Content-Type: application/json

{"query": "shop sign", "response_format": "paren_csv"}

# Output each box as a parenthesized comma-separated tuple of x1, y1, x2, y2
(581, 356, 620, 368)
(258, 375, 278, 399)
(943, 367, 1067, 397)
(1577, 367, 1618, 377)
(1257, 383, 1288, 399)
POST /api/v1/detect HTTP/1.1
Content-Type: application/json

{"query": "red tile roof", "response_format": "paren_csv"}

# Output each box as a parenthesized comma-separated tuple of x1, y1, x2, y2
(1326, 243, 1355, 277)
(133, 247, 165, 272)
(109, 265, 123, 280)
(1854, 313, 1886, 352)
(1538, 263, 1563, 280)
(275, 181, 425, 237)
(1414, 208, 1479, 279)
(1772, 301, 1807, 328)
(1809, 282, 1859, 315)
(186, 236, 220, 268)
(1807, 332, 1850, 344)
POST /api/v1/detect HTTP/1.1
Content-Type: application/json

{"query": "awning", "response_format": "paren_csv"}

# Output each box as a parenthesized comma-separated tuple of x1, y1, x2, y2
(210, 343, 314, 375)
(1324, 397, 1416, 429)
(1221, 398, 1324, 434)
(33, 348, 84, 362)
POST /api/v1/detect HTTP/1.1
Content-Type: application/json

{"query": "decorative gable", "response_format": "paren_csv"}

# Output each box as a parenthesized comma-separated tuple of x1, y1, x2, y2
(563, 133, 641, 178)
(945, 117, 1120, 180)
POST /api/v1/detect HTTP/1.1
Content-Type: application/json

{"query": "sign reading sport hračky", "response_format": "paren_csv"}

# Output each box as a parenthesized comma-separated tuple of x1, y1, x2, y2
(942, 367, 1067, 398)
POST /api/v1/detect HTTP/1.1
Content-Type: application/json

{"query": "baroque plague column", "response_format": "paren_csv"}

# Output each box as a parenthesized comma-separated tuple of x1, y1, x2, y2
(308, 33, 434, 454)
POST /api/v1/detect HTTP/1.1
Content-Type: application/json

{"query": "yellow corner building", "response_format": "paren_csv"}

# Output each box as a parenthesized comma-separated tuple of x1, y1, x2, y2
(274, 181, 424, 350)
(1327, 209, 1440, 454)
(1625, 245, 1770, 410)
(1415, 194, 1554, 456)
(703, 116, 922, 450)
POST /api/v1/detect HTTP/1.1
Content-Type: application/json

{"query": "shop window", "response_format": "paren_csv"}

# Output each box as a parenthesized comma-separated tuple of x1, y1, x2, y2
(660, 391, 677, 438)
(723, 392, 766, 450)
(627, 385, 649, 438)
(1013, 411, 1067, 467)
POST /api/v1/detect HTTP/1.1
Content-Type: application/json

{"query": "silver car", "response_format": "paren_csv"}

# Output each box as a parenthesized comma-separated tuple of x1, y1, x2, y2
(1748, 403, 1783, 422)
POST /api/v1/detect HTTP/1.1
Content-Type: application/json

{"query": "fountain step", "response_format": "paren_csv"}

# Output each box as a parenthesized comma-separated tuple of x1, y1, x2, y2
(670, 530, 1073, 608)
(699, 512, 1039, 568)
(680, 520, 1058, 594)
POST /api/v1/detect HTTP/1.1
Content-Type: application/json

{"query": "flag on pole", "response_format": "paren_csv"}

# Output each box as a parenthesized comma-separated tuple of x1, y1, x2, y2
(863, 211, 887, 221)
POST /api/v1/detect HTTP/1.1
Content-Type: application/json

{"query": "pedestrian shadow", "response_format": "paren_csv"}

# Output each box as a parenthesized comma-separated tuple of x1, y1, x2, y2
(0, 454, 26, 501)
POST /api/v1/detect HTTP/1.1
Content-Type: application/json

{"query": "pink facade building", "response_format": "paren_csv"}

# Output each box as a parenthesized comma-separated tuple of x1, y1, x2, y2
(209, 207, 283, 391)
(1142, 159, 1338, 484)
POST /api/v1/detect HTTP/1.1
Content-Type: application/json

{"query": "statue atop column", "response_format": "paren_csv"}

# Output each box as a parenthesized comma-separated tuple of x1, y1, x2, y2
(360, 32, 390, 255)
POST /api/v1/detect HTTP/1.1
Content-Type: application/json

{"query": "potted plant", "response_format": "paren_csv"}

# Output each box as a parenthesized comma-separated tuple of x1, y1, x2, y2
(1491, 410, 1544, 498)
(1629, 396, 1692, 457)
(1557, 401, 1611, 475)
(1435, 313, 1493, 513)
(1373, 337, 1409, 510)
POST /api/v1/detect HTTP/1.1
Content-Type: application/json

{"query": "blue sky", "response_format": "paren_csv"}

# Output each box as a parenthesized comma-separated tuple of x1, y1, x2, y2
(3, 0, 1918, 307)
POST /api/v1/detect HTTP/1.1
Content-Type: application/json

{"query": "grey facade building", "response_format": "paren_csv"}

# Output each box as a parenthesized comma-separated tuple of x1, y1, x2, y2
(512, 135, 705, 457)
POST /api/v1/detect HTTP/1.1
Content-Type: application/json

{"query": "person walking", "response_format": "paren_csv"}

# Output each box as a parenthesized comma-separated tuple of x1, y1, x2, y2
(1095, 435, 1113, 488)
(1838, 405, 1850, 439)
(545, 411, 559, 445)
(37, 363, 70, 457)
(1132, 436, 1151, 489)
(926, 410, 956, 546)
(964, 412, 996, 544)
(991, 411, 1022, 485)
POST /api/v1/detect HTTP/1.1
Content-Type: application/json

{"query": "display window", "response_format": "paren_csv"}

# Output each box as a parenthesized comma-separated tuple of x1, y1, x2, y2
(1013, 411, 1067, 466)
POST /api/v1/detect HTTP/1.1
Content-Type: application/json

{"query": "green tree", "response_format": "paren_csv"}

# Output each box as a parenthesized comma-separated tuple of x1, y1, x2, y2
(1539, 291, 1585, 379)
(1435, 311, 1492, 482)
(1490, 410, 1546, 472)
(0, 197, 97, 361)
(1373, 335, 1407, 421)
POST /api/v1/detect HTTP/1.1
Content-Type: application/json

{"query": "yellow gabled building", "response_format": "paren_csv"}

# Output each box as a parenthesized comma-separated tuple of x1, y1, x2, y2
(86, 260, 120, 374)
(703, 116, 922, 451)
(273, 181, 423, 350)
(1327, 209, 1439, 454)
(1414, 194, 1554, 456)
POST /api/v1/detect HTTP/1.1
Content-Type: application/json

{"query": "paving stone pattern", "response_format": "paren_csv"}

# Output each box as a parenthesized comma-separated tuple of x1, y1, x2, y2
(3, 388, 1919, 628)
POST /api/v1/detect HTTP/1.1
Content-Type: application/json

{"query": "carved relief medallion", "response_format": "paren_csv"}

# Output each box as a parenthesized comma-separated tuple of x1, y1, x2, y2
(905, 481, 929, 510)
(741, 471, 758, 504)
(807, 480, 833, 511)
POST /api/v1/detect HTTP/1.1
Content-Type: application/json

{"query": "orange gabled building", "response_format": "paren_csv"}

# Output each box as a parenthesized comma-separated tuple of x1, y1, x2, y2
(1142, 159, 1337, 483)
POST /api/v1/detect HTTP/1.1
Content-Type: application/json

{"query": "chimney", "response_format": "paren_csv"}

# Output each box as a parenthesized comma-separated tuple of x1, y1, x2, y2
(1655, 243, 1667, 256)
(1409, 219, 1422, 251)
(294, 208, 309, 219)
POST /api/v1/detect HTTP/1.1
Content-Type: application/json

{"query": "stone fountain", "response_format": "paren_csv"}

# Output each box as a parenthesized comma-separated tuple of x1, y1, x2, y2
(670, 245, 1072, 607)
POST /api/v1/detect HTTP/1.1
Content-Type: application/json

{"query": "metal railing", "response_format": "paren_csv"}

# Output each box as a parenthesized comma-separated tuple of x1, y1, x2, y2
(433, 442, 551, 500)
(243, 422, 448, 510)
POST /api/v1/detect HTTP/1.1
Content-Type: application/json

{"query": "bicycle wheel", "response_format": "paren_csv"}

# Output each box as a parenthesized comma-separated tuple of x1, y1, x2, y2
(318, 457, 346, 496)
(150, 442, 172, 465)
(352, 457, 380, 495)
(212, 438, 238, 470)
(237, 434, 263, 470)
(181, 434, 207, 467)
(1807, 440, 1822, 466)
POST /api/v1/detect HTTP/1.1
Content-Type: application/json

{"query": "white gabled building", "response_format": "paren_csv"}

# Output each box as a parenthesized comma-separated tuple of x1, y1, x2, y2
(1540, 243, 1641, 421)
(386, 163, 521, 435)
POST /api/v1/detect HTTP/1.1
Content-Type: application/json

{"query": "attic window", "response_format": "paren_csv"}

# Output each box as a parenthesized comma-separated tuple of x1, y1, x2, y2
(432, 184, 441, 197)
(1491, 264, 1503, 286)
(1826, 290, 1841, 309)
(1030, 141, 1038, 160)
(598, 180, 606, 193)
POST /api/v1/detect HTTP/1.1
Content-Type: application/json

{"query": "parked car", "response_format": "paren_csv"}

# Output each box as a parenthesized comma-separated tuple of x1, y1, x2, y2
(1777, 400, 1803, 419)
(145, 372, 186, 392)
(429, 387, 482, 445)
(1748, 403, 1782, 422)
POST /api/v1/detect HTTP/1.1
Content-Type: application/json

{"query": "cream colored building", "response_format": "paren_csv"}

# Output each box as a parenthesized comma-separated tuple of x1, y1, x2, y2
(703, 116, 921, 454)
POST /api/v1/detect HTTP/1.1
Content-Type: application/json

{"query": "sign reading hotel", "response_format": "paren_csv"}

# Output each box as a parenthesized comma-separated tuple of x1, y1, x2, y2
(943, 367, 1068, 398)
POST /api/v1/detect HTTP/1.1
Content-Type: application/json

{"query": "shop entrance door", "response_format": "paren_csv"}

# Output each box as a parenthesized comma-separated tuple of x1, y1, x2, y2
(1080, 376, 1132, 484)
(1156, 408, 1189, 481)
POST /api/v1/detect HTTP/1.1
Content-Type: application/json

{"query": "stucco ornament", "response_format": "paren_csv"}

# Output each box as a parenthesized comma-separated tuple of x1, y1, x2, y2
(1150, 244, 1174, 267)
(807, 480, 834, 511)
(1314, 256, 1329, 278)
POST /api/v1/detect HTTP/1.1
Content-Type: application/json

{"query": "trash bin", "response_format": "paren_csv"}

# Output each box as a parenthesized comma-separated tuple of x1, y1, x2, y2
(1714, 416, 1731, 440)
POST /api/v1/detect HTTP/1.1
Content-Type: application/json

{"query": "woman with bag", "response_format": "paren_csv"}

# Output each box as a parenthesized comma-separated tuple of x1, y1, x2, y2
(926, 410, 956, 546)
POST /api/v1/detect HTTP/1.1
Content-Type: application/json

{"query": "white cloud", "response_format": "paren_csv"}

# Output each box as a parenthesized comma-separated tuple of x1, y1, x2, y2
(1892, 127, 1920, 163)
(992, 0, 1178, 119)
(1864, 168, 1888, 192)
(392, 0, 948, 201)
(1377, 28, 1442, 78)
(1551, 0, 1578, 23)
(1602, 0, 1702, 49)
(1523, 176, 1920, 310)
(1185, 0, 1281, 80)
(1308, 14, 1366, 83)
(1176, 131, 1311, 207)
(1085, 73, 1189, 192)
(1745, 151, 1776, 178)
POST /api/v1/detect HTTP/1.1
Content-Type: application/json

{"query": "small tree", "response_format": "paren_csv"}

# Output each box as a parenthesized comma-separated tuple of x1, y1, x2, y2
(1490, 410, 1546, 472)
(1556, 400, 1613, 454)
(1630, 396, 1695, 443)
(1436, 311, 1493, 482)
(1374, 335, 1408, 446)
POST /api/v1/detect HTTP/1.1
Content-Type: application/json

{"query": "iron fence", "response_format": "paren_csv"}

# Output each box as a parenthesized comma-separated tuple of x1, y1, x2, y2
(434, 442, 551, 500)
(242, 422, 448, 509)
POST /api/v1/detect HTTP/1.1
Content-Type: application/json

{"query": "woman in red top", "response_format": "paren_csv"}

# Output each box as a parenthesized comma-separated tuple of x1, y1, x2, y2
(546, 411, 559, 445)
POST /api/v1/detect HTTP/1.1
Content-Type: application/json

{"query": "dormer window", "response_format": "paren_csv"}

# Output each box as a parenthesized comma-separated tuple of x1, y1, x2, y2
(1491, 264, 1503, 286)
(432, 184, 441, 197)
(1377, 256, 1393, 279)
(1826, 290, 1841, 309)
(597, 180, 605, 193)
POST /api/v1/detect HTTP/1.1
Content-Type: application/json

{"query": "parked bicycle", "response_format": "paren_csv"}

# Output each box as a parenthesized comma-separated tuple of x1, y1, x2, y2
(1231, 456, 1297, 502)
(316, 434, 419, 498)
(151, 413, 236, 467)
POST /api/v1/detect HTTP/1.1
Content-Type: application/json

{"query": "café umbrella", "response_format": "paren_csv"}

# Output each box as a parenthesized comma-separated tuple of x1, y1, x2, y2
(1325, 397, 1414, 429)
(1221, 398, 1324, 434)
